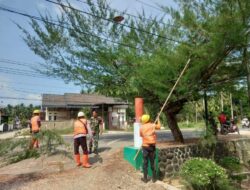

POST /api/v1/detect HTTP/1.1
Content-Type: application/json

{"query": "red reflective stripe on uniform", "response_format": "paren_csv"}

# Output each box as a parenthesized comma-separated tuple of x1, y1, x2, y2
(74, 119, 87, 136)
(140, 123, 156, 147)
(31, 115, 40, 132)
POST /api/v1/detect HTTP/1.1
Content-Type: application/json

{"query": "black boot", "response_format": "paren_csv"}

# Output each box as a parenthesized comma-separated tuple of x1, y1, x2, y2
(141, 172, 148, 183)
(89, 148, 92, 154)
(152, 171, 157, 183)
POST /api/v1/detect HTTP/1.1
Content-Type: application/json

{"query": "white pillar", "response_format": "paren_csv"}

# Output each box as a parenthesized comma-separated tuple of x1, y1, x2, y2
(45, 107, 49, 121)
(134, 122, 142, 148)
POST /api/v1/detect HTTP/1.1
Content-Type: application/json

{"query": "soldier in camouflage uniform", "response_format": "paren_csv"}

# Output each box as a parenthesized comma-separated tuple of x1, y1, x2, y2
(89, 110, 103, 154)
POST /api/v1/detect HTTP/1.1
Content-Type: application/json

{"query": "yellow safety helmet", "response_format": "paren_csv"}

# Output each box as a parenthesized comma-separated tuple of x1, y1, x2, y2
(33, 109, 40, 114)
(141, 114, 150, 124)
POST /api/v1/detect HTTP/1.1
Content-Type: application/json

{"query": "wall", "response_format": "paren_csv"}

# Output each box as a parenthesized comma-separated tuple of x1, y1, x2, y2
(41, 120, 74, 129)
(158, 138, 250, 179)
(109, 107, 127, 129)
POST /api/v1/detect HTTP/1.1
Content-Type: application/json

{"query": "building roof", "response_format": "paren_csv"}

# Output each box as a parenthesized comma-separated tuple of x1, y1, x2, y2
(42, 93, 128, 108)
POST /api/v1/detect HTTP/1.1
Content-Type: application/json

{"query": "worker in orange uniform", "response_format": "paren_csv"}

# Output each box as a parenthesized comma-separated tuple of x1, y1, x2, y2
(30, 109, 41, 149)
(74, 111, 92, 168)
(140, 114, 157, 183)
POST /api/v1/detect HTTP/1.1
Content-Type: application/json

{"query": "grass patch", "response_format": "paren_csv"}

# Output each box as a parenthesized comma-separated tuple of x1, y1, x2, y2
(18, 127, 73, 135)
(52, 127, 73, 135)
(178, 121, 205, 129)
(0, 129, 70, 167)
(10, 149, 40, 164)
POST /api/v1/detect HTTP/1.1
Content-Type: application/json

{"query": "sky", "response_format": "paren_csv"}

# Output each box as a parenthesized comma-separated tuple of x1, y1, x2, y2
(0, 0, 175, 106)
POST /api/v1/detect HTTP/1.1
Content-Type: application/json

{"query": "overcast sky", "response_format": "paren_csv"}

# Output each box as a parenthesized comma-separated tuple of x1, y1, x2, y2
(0, 0, 175, 106)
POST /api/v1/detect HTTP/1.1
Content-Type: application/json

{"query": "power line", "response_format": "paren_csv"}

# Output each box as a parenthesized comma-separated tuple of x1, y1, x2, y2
(0, 95, 126, 105)
(0, 85, 80, 95)
(0, 67, 60, 80)
(0, 65, 50, 76)
(135, 0, 164, 12)
(0, 96, 41, 101)
(76, 0, 169, 26)
(0, 86, 41, 95)
(45, 0, 181, 43)
(0, 58, 40, 68)
(0, 79, 80, 90)
(0, 64, 96, 86)
(0, 59, 51, 76)
(0, 5, 153, 53)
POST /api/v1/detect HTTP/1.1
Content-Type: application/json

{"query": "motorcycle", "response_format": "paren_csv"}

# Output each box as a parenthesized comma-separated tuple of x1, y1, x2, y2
(241, 117, 250, 128)
(220, 119, 240, 135)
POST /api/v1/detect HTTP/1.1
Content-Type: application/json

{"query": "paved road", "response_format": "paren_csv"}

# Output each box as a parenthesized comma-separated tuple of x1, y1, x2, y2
(63, 128, 250, 152)
(1, 128, 250, 152)
(63, 129, 204, 152)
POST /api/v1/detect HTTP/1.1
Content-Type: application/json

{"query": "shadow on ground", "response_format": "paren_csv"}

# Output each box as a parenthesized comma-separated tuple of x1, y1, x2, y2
(89, 147, 111, 165)
(0, 172, 44, 190)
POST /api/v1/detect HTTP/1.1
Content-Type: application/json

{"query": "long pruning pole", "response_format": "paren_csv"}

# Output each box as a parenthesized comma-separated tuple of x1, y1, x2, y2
(133, 58, 191, 161)
(154, 58, 191, 124)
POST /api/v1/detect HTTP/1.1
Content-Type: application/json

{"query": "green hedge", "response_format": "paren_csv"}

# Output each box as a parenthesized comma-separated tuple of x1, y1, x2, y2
(180, 157, 233, 190)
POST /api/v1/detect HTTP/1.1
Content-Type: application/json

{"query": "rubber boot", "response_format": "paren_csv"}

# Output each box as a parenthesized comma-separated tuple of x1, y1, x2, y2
(152, 170, 157, 183)
(82, 154, 92, 168)
(75, 154, 81, 166)
(89, 148, 92, 154)
(141, 172, 148, 183)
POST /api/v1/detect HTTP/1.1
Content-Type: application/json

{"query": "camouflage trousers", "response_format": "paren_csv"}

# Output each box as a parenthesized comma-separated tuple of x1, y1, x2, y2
(89, 131, 99, 154)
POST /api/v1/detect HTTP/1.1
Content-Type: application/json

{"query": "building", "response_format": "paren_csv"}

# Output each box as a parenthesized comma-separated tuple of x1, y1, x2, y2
(42, 93, 129, 129)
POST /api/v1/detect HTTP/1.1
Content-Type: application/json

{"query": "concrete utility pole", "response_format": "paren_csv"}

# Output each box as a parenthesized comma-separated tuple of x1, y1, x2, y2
(230, 93, 233, 119)
(220, 92, 224, 112)
(204, 90, 209, 130)
(134, 97, 143, 148)
(195, 103, 198, 123)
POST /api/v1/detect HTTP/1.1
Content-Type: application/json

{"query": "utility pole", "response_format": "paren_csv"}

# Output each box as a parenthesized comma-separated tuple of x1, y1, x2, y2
(195, 102, 198, 123)
(220, 92, 224, 111)
(204, 90, 209, 131)
(230, 93, 233, 119)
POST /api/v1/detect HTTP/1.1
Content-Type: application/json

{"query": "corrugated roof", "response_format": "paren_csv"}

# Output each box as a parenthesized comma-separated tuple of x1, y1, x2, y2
(42, 93, 128, 108)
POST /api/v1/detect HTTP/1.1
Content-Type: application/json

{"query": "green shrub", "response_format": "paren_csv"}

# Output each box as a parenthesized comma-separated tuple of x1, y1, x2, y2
(10, 149, 40, 164)
(0, 138, 30, 157)
(219, 156, 247, 185)
(0, 129, 69, 167)
(219, 157, 241, 173)
(38, 130, 67, 154)
(198, 127, 217, 159)
(180, 158, 232, 190)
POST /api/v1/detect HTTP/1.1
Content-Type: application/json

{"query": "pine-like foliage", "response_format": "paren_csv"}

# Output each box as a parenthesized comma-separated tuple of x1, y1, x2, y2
(18, 0, 250, 142)
(0, 129, 69, 167)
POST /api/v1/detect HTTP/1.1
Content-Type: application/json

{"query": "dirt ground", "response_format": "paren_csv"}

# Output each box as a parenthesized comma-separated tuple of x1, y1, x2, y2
(0, 149, 166, 190)
(1, 132, 250, 190)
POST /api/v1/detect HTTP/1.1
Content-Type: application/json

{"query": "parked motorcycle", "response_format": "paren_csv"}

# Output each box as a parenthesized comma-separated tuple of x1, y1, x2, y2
(220, 119, 240, 135)
(241, 117, 250, 128)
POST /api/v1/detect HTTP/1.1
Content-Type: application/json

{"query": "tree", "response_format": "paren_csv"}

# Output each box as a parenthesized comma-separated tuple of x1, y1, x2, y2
(236, 0, 250, 105)
(18, 0, 249, 142)
(3, 104, 37, 124)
